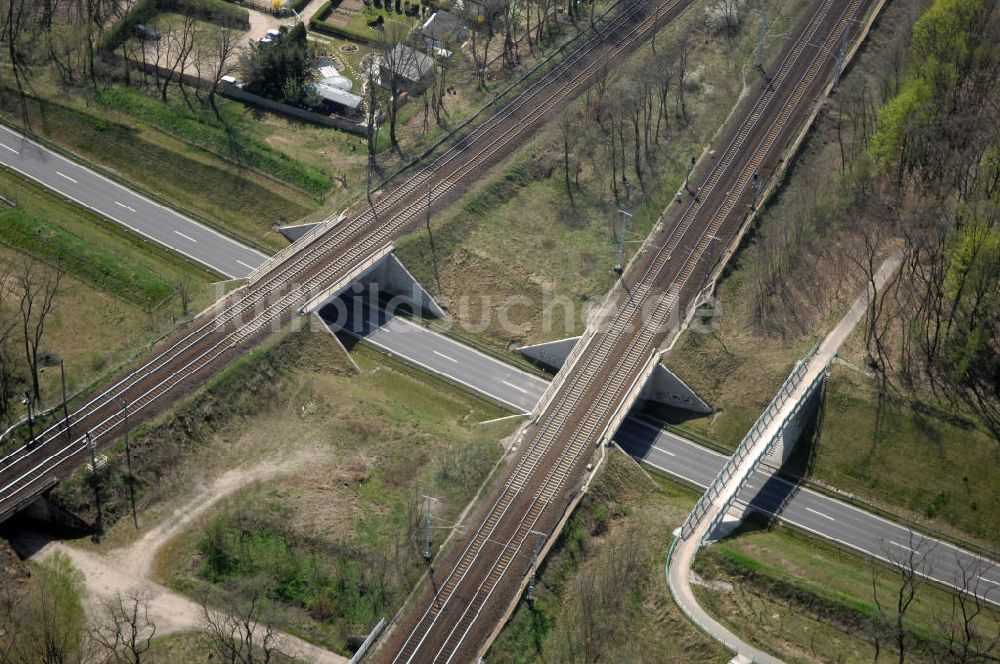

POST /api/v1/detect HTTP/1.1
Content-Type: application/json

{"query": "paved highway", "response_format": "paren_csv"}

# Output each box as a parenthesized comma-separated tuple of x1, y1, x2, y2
(0, 123, 267, 279)
(331, 304, 1000, 604)
(318, 299, 547, 413)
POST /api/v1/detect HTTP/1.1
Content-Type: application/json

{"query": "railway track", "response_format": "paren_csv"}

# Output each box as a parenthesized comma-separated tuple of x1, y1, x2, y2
(0, 0, 694, 521)
(386, 0, 869, 660)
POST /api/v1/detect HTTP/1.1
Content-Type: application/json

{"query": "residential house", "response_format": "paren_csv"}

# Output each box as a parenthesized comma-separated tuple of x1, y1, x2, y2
(421, 10, 467, 55)
(379, 44, 436, 93)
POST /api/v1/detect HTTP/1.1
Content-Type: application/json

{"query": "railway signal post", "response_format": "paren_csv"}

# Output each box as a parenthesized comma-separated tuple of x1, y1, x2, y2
(121, 398, 138, 529)
(21, 392, 35, 449)
(87, 431, 104, 539)
(754, 11, 768, 70)
(422, 495, 437, 560)
(60, 359, 70, 440)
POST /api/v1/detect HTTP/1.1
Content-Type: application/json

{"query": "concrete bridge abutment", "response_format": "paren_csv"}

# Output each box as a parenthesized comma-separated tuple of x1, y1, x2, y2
(300, 247, 444, 319)
(519, 337, 711, 415)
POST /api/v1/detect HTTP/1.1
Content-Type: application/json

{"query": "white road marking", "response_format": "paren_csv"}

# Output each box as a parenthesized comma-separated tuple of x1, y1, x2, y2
(236, 260, 256, 270)
(633, 455, 707, 489)
(174, 230, 198, 243)
(978, 576, 1000, 587)
(501, 380, 528, 394)
(433, 350, 458, 363)
(805, 507, 835, 521)
(888, 540, 910, 551)
(56, 171, 77, 183)
(0, 143, 19, 154)
(114, 201, 136, 212)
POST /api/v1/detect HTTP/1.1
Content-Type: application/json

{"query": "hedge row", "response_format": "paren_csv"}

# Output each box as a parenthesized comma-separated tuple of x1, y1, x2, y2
(168, 0, 249, 26)
(308, 2, 376, 45)
(312, 0, 336, 20)
(103, 0, 250, 51)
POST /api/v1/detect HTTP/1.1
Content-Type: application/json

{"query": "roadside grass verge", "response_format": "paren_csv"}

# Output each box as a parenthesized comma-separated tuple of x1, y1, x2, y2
(489, 452, 728, 663)
(808, 360, 1000, 548)
(0, 167, 222, 405)
(0, 90, 312, 251)
(0, 168, 217, 295)
(0, 209, 174, 308)
(694, 520, 1000, 663)
(93, 88, 333, 198)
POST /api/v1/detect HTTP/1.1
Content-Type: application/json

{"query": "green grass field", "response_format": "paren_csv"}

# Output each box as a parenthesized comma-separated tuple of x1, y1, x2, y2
(93, 88, 333, 198)
(809, 359, 1000, 547)
(0, 209, 174, 308)
(695, 521, 1000, 663)
(0, 168, 217, 303)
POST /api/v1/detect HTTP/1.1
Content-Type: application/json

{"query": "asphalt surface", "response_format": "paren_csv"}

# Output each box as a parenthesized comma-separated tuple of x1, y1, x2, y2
(317, 298, 547, 413)
(325, 303, 1000, 603)
(0, 124, 267, 279)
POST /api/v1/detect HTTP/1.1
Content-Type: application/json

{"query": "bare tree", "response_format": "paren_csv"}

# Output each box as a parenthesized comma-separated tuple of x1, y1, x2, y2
(176, 278, 192, 317)
(676, 35, 690, 123)
(17, 258, 63, 403)
(468, 15, 496, 91)
(559, 112, 577, 208)
(0, 266, 20, 424)
(936, 555, 1000, 663)
(872, 530, 934, 663)
(363, 52, 385, 200)
(90, 592, 156, 664)
(378, 22, 428, 151)
(847, 205, 901, 388)
(202, 589, 282, 664)
(198, 25, 242, 121)
(160, 15, 198, 104)
(0, 0, 41, 127)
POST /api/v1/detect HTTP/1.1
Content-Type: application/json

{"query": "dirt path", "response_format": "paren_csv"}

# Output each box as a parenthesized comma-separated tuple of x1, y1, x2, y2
(23, 454, 348, 663)
(111, 457, 302, 581)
